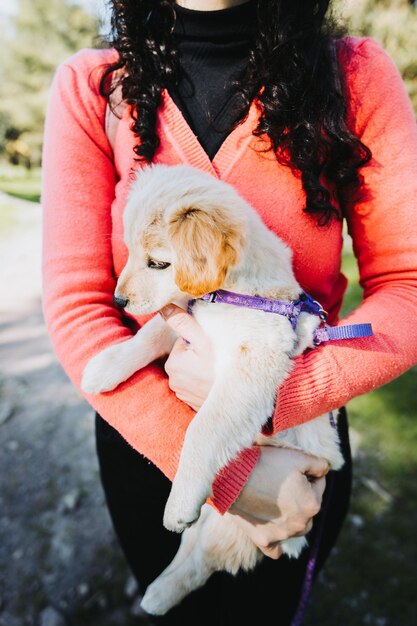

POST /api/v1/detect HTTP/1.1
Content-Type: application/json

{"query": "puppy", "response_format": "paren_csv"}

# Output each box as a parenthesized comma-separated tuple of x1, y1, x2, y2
(82, 164, 344, 615)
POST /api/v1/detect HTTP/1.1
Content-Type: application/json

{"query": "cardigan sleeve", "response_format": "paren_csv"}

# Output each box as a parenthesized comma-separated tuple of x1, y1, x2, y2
(41, 49, 258, 514)
(271, 37, 417, 432)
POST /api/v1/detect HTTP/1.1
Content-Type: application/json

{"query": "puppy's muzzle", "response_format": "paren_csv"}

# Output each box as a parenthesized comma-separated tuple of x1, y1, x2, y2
(113, 294, 129, 309)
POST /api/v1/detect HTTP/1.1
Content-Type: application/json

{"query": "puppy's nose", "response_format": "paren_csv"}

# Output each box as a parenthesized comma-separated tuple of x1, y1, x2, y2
(113, 294, 129, 308)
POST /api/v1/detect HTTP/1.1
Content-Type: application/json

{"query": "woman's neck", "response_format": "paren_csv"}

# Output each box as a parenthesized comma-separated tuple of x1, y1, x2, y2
(175, 0, 249, 10)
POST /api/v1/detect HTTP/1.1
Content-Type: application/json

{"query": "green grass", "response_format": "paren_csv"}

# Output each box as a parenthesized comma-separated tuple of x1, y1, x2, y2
(0, 164, 41, 203)
(0, 199, 17, 235)
(0, 165, 41, 237)
(306, 237, 417, 626)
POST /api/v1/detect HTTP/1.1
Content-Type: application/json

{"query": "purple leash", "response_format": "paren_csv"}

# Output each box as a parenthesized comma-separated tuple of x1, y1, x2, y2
(290, 411, 337, 626)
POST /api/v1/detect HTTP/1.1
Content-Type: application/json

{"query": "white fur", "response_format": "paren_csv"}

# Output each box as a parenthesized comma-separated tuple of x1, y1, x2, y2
(81, 164, 344, 615)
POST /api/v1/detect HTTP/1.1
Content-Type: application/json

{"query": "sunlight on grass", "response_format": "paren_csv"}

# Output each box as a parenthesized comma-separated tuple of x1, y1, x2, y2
(0, 199, 18, 235)
(340, 234, 417, 478)
(0, 164, 41, 203)
(306, 232, 417, 626)
(0, 166, 41, 236)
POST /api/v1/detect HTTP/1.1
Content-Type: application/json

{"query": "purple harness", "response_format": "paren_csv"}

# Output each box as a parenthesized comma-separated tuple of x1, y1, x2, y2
(189, 289, 373, 345)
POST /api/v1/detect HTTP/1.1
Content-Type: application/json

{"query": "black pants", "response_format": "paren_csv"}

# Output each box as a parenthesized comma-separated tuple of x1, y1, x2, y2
(95, 409, 352, 626)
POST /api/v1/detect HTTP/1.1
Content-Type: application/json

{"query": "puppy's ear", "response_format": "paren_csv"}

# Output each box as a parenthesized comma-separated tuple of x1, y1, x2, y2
(168, 206, 245, 297)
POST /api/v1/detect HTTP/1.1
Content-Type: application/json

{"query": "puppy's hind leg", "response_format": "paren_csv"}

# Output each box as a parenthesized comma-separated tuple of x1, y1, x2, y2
(280, 536, 308, 559)
(141, 507, 213, 616)
(141, 505, 262, 616)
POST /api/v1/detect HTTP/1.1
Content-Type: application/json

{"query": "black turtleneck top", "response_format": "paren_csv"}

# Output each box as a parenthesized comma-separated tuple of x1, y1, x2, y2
(170, 1, 256, 160)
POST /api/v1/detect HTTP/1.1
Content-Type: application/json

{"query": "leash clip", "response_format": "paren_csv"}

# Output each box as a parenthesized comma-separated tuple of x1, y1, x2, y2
(313, 298, 328, 322)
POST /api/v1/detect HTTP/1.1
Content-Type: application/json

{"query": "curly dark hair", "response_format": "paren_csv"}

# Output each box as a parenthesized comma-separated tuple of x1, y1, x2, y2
(100, 0, 371, 225)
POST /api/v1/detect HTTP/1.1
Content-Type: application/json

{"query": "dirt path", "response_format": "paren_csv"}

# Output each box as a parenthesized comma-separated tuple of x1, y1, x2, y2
(0, 195, 152, 625)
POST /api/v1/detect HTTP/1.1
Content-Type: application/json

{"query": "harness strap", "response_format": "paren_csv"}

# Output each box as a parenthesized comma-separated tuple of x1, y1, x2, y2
(314, 322, 373, 345)
(191, 289, 373, 345)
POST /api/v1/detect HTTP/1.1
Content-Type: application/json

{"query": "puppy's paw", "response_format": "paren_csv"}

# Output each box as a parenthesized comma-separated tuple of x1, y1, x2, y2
(293, 312, 321, 356)
(141, 579, 179, 616)
(280, 536, 308, 559)
(81, 348, 127, 394)
(163, 490, 202, 533)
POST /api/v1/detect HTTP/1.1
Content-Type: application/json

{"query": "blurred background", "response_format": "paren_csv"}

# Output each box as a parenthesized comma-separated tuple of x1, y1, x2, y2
(0, 1, 416, 625)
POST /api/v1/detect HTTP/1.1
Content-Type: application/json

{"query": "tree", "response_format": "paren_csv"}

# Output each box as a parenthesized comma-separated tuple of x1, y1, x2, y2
(335, 0, 417, 113)
(0, 0, 100, 166)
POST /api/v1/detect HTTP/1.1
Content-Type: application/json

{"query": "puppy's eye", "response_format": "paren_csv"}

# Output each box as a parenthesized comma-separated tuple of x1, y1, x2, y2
(147, 259, 171, 270)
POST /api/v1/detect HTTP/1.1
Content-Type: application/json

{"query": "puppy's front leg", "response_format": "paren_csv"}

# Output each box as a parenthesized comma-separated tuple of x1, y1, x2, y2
(163, 347, 293, 532)
(292, 311, 320, 356)
(81, 314, 177, 394)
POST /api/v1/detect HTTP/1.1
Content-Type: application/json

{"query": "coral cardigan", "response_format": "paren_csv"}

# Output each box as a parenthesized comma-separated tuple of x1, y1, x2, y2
(42, 37, 417, 513)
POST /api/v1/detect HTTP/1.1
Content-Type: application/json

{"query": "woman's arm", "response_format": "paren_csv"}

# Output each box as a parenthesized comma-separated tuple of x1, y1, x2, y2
(41, 49, 258, 513)
(229, 446, 328, 559)
(273, 37, 417, 432)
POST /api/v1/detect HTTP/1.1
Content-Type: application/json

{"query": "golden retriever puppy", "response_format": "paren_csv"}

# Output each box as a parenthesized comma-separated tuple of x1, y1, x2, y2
(82, 164, 343, 615)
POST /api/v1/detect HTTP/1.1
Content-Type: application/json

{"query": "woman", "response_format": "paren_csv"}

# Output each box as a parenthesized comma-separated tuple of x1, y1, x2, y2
(41, 0, 417, 624)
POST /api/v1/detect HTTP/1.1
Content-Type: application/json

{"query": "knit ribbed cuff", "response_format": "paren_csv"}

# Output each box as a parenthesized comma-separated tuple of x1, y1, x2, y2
(209, 446, 261, 514)
(272, 348, 336, 432)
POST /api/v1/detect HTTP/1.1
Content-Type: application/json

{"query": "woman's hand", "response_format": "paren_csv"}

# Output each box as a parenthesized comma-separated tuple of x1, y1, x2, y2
(160, 304, 215, 411)
(159, 304, 328, 559)
(229, 446, 328, 559)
